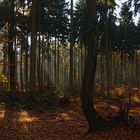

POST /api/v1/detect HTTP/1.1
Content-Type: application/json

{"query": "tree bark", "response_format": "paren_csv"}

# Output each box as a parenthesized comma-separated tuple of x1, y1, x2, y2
(81, 0, 99, 133)
(25, 34, 28, 92)
(20, 44, 23, 92)
(69, 0, 74, 94)
(30, 0, 37, 90)
(8, 0, 16, 90)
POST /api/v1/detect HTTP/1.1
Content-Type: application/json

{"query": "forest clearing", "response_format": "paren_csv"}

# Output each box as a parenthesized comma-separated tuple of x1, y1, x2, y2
(0, 0, 140, 139)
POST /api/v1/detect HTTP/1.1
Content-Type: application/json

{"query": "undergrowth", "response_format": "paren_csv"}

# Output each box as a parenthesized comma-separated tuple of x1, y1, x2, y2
(0, 89, 70, 113)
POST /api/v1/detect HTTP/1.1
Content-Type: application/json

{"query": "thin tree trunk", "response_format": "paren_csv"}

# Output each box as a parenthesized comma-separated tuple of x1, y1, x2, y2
(136, 51, 139, 87)
(25, 34, 28, 92)
(20, 45, 23, 92)
(41, 35, 44, 87)
(37, 33, 41, 89)
(57, 40, 60, 86)
(54, 36, 57, 86)
(69, 0, 74, 94)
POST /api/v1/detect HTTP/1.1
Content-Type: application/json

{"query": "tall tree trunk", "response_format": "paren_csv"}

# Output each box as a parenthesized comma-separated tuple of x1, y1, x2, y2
(54, 36, 57, 86)
(108, 22, 112, 88)
(105, 18, 110, 96)
(37, 33, 41, 89)
(69, 0, 74, 94)
(100, 52, 105, 95)
(40, 35, 44, 88)
(136, 51, 139, 87)
(8, 0, 16, 90)
(80, 44, 83, 83)
(78, 44, 81, 86)
(30, 0, 37, 90)
(81, 0, 99, 133)
(25, 34, 28, 92)
(3, 46, 7, 76)
(57, 40, 60, 86)
(20, 45, 23, 92)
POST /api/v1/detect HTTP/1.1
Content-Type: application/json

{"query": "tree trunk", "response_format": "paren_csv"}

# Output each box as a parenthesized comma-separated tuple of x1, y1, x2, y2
(54, 36, 57, 86)
(57, 40, 60, 86)
(41, 35, 44, 87)
(20, 45, 23, 92)
(37, 33, 41, 89)
(8, 0, 16, 90)
(136, 51, 139, 86)
(69, 0, 74, 94)
(81, 0, 99, 133)
(25, 34, 28, 92)
(30, 0, 37, 90)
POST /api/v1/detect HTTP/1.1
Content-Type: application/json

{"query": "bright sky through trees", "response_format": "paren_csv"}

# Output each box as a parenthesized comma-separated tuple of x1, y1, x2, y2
(72, 0, 139, 24)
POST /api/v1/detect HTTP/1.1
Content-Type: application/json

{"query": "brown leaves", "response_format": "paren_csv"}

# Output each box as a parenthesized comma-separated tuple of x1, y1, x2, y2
(0, 107, 140, 140)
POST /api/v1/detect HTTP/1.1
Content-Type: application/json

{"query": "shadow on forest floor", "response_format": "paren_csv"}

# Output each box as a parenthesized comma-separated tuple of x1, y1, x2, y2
(0, 106, 140, 140)
(0, 90, 140, 140)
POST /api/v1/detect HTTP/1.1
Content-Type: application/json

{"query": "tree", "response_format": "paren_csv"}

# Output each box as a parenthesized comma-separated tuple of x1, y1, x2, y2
(80, 0, 99, 133)
(30, 0, 37, 90)
(130, 0, 140, 14)
(69, 0, 74, 94)
(8, 0, 16, 90)
(75, 0, 88, 46)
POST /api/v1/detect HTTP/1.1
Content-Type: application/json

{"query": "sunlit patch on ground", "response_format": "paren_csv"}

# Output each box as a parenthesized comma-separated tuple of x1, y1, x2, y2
(58, 113, 72, 121)
(0, 110, 5, 119)
(18, 111, 38, 123)
(0, 108, 140, 140)
(110, 105, 119, 111)
(132, 96, 140, 103)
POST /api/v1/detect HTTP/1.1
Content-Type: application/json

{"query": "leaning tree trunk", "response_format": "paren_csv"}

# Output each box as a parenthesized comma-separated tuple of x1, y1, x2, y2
(81, 0, 99, 133)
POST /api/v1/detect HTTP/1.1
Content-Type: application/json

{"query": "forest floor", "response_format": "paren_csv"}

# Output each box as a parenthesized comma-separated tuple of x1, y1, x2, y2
(0, 99, 140, 140)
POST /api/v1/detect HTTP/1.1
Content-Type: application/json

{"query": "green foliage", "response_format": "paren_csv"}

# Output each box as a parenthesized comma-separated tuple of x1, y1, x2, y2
(120, 2, 133, 25)
(74, 0, 88, 45)
(39, 0, 69, 43)
(74, 0, 116, 46)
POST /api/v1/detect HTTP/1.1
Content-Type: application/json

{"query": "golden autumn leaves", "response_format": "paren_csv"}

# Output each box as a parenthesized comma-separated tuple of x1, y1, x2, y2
(0, 74, 9, 91)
